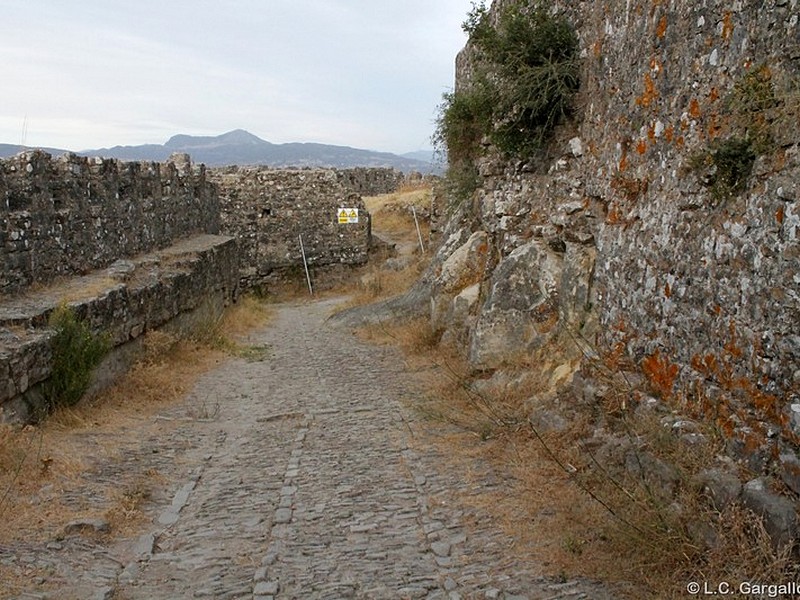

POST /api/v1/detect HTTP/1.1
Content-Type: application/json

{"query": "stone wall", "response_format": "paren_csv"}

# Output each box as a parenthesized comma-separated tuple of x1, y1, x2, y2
(558, 0, 800, 395)
(211, 167, 379, 289)
(0, 151, 237, 423)
(0, 151, 219, 297)
(0, 234, 239, 423)
(0, 154, 400, 419)
(425, 0, 800, 518)
(335, 167, 404, 196)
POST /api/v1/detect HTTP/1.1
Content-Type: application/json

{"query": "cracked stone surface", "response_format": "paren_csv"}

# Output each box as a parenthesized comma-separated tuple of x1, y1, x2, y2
(4, 297, 616, 600)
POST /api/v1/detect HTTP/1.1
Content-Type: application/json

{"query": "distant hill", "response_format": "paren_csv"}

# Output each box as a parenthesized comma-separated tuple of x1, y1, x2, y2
(401, 150, 439, 164)
(0, 143, 70, 158)
(0, 130, 440, 174)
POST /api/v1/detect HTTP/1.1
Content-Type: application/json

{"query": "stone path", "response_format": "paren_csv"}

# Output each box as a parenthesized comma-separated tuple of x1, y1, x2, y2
(5, 298, 616, 600)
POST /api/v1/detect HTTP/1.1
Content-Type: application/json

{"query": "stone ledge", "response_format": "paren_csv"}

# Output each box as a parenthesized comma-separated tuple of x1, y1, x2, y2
(0, 233, 238, 423)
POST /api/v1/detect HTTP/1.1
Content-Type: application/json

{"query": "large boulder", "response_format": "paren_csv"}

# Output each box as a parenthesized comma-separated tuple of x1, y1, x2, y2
(742, 477, 799, 550)
(468, 240, 563, 369)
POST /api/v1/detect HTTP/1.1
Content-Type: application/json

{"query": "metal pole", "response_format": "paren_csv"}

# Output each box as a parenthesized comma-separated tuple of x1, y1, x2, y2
(412, 206, 425, 254)
(299, 234, 313, 296)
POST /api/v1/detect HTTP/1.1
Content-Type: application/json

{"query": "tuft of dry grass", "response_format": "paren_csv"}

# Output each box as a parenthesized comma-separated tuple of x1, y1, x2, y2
(357, 317, 443, 362)
(364, 187, 432, 245)
(342, 256, 429, 309)
(104, 470, 164, 537)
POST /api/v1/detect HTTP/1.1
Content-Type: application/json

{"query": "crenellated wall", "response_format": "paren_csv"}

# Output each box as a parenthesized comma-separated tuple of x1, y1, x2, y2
(0, 152, 237, 423)
(0, 151, 219, 297)
(335, 167, 404, 196)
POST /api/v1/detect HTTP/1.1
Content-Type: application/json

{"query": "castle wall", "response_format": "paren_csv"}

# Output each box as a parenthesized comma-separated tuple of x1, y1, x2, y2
(428, 0, 800, 496)
(0, 151, 219, 297)
(211, 167, 385, 289)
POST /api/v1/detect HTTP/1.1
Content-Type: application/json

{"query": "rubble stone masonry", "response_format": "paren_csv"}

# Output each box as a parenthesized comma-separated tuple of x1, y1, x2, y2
(0, 151, 219, 297)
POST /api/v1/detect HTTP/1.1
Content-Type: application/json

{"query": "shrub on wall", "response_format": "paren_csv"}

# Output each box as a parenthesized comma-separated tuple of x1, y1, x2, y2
(44, 305, 109, 410)
(435, 0, 580, 200)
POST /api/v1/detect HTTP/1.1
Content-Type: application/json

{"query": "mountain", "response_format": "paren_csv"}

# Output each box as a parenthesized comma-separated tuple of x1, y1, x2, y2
(0, 130, 442, 174)
(0, 143, 70, 158)
(85, 130, 440, 173)
(402, 150, 438, 164)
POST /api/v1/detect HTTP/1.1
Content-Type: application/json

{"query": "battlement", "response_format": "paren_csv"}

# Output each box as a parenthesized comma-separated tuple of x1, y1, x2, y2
(0, 151, 219, 297)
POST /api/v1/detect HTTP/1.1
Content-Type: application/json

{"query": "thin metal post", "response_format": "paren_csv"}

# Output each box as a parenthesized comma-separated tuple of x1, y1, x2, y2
(412, 206, 425, 254)
(299, 234, 313, 296)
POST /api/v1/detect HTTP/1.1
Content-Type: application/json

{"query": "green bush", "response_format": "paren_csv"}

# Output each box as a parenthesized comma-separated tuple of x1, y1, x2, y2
(435, 85, 493, 167)
(688, 137, 756, 204)
(469, 1, 579, 156)
(435, 0, 579, 173)
(688, 65, 782, 203)
(729, 65, 777, 155)
(44, 305, 109, 409)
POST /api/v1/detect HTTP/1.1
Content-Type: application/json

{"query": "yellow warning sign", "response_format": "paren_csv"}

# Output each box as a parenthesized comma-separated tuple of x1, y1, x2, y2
(337, 208, 359, 224)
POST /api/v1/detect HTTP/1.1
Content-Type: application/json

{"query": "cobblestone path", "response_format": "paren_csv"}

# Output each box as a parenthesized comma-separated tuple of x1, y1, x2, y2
(6, 298, 615, 600)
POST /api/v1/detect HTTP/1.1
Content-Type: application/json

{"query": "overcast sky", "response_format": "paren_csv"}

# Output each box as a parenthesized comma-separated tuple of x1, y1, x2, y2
(0, 1, 473, 154)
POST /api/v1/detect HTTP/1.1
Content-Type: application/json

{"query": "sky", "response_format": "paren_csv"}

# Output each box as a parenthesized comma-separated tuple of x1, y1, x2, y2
(0, 1, 474, 155)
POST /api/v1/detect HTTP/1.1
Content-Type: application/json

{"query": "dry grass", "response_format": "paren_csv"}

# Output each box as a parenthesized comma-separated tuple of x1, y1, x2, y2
(341, 256, 428, 309)
(364, 317, 800, 598)
(364, 187, 432, 245)
(0, 295, 273, 555)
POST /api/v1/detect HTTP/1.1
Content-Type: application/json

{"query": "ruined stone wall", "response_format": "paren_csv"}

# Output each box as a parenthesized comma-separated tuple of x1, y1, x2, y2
(0, 151, 219, 297)
(564, 0, 800, 438)
(0, 151, 237, 422)
(0, 234, 239, 423)
(335, 167, 404, 196)
(429, 0, 800, 493)
(211, 167, 376, 289)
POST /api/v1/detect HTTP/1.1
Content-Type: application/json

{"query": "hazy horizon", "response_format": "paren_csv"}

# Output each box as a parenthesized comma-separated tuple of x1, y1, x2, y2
(1, 1, 473, 155)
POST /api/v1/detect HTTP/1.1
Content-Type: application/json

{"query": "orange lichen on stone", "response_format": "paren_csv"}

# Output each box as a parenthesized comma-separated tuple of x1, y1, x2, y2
(722, 11, 734, 40)
(606, 204, 626, 225)
(656, 14, 668, 38)
(664, 124, 675, 143)
(709, 87, 720, 102)
(619, 151, 629, 172)
(689, 98, 702, 118)
(642, 350, 679, 400)
(777, 205, 785, 225)
(618, 139, 630, 172)
(636, 73, 659, 108)
(708, 113, 722, 139)
(649, 57, 663, 73)
(637, 139, 648, 154)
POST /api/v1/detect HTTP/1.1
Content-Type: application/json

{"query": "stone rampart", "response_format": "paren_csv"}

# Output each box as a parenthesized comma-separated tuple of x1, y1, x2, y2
(335, 167, 404, 196)
(0, 151, 237, 423)
(0, 151, 219, 297)
(439, 0, 800, 422)
(0, 154, 400, 420)
(425, 0, 800, 525)
(211, 167, 378, 290)
(0, 234, 238, 423)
